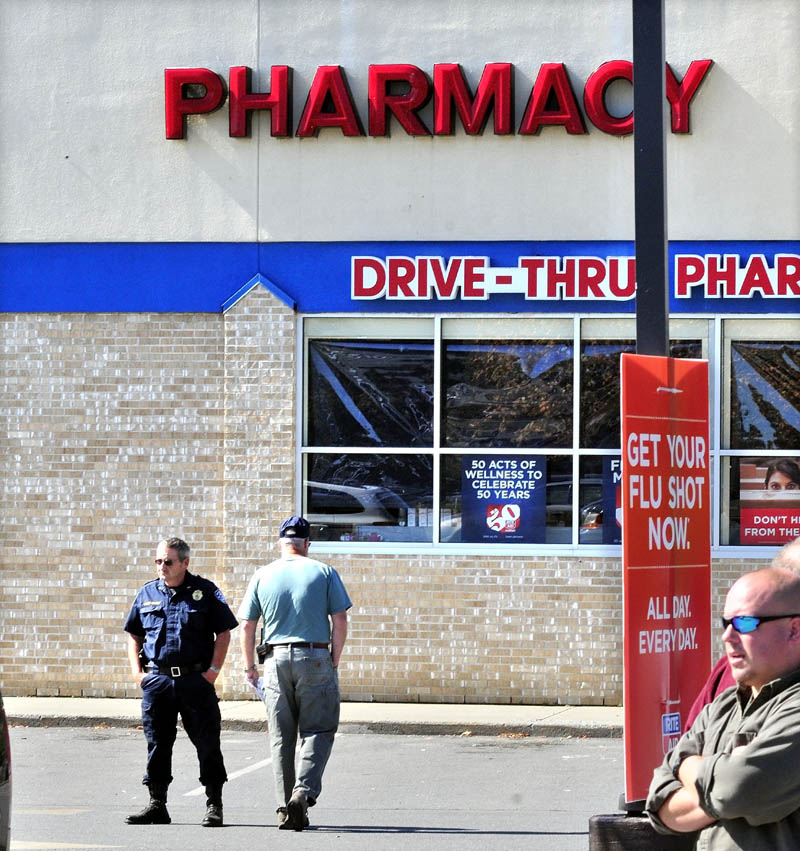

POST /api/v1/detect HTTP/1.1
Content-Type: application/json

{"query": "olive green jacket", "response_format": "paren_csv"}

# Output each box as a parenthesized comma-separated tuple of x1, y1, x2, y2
(646, 665, 800, 850)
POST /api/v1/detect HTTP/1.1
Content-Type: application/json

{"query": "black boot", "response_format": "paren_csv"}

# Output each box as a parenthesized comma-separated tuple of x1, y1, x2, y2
(201, 784, 223, 827)
(126, 783, 171, 825)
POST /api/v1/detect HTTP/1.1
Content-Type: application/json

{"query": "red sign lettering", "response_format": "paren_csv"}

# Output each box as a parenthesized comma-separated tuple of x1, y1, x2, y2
(675, 253, 800, 298)
(352, 253, 800, 304)
(164, 68, 226, 139)
(519, 63, 585, 135)
(368, 64, 431, 136)
(229, 65, 290, 137)
(297, 66, 363, 137)
(583, 60, 632, 136)
(165, 60, 713, 139)
(666, 60, 714, 133)
(433, 63, 513, 135)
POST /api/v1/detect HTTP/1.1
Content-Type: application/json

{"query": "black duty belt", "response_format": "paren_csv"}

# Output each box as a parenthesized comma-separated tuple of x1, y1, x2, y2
(147, 662, 205, 677)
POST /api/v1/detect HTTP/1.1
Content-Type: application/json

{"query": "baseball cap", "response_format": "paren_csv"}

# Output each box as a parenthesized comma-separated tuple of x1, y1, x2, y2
(279, 515, 311, 539)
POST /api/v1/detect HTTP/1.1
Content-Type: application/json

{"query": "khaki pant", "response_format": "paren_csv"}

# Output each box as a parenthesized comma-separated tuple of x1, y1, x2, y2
(263, 645, 340, 806)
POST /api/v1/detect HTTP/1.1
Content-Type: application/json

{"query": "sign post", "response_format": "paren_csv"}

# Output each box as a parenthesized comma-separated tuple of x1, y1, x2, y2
(590, 3, 710, 847)
(620, 353, 711, 804)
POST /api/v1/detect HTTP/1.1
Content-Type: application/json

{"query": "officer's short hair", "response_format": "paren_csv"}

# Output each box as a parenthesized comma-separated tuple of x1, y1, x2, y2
(161, 537, 190, 561)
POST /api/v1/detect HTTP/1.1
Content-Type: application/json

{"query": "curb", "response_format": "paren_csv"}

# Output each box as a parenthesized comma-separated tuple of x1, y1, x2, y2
(336, 720, 622, 738)
(6, 712, 622, 738)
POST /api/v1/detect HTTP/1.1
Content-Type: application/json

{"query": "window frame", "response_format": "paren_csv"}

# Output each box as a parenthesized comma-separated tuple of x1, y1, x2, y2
(716, 316, 800, 550)
(298, 312, 798, 557)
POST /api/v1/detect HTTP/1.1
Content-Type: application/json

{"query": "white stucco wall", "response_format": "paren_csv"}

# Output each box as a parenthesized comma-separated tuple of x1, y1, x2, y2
(1, 0, 797, 243)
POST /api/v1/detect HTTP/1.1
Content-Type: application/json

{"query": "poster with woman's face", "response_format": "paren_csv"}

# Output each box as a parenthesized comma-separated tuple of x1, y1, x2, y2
(739, 459, 800, 544)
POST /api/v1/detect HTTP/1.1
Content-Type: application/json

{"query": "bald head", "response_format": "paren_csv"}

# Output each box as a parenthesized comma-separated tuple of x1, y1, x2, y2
(730, 567, 800, 613)
(723, 567, 800, 693)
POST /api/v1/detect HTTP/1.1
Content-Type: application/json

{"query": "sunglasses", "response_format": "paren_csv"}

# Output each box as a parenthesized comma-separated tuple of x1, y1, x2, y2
(721, 614, 800, 634)
(155, 558, 177, 566)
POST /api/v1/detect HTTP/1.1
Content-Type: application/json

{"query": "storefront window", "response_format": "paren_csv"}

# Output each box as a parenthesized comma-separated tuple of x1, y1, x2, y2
(580, 336, 702, 449)
(442, 340, 573, 447)
(578, 455, 621, 546)
(722, 456, 800, 547)
(729, 341, 800, 449)
(439, 453, 570, 543)
(302, 316, 715, 550)
(305, 452, 433, 543)
(307, 339, 433, 447)
(720, 320, 800, 546)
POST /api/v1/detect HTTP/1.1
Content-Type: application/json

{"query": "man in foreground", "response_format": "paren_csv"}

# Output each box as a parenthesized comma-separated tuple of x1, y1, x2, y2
(683, 537, 800, 731)
(124, 537, 238, 827)
(647, 562, 800, 847)
(238, 516, 352, 831)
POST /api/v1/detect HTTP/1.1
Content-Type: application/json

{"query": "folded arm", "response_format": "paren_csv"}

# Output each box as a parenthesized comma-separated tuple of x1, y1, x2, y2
(657, 755, 717, 832)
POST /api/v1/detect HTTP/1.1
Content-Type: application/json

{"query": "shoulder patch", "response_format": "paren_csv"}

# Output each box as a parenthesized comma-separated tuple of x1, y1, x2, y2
(214, 588, 227, 604)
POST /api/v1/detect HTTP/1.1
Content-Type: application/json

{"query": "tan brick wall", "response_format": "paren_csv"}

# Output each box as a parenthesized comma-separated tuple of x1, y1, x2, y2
(0, 299, 775, 705)
(221, 285, 300, 690)
(1, 312, 227, 697)
(333, 552, 624, 704)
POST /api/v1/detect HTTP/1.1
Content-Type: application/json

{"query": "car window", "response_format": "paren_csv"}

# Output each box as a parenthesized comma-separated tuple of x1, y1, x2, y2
(308, 487, 363, 514)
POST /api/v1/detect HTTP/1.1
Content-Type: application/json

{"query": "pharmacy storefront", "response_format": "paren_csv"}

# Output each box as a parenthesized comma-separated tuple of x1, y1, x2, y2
(1, 0, 798, 704)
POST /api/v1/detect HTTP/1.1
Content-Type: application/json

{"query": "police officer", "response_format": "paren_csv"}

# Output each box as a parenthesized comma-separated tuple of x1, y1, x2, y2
(124, 537, 238, 827)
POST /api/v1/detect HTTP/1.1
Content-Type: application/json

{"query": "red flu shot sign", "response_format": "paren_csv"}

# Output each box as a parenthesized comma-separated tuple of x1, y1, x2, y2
(621, 354, 711, 804)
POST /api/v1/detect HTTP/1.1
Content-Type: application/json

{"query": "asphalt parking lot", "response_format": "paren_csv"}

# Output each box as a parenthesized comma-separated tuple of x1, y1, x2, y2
(9, 725, 624, 850)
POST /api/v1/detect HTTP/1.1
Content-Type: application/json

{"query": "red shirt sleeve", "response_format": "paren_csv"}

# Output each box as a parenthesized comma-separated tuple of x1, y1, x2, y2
(684, 654, 734, 731)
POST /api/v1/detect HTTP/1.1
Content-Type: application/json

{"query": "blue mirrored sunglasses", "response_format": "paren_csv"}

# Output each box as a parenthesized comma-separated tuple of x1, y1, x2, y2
(721, 614, 800, 634)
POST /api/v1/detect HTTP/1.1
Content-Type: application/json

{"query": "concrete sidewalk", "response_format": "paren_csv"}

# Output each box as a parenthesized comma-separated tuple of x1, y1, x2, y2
(4, 696, 622, 738)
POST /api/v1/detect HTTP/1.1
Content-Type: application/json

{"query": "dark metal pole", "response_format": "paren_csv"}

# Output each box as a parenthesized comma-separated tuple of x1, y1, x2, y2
(588, 3, 676, 846)
(633, 0, 669, 357)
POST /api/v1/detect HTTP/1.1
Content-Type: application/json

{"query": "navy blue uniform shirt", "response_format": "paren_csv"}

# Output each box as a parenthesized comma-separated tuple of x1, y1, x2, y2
(124, 571, 238, 668)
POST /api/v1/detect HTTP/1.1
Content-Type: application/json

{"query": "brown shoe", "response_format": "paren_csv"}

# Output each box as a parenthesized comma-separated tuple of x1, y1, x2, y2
(278, 805, 309, 830)
(286, 792, 309, 831)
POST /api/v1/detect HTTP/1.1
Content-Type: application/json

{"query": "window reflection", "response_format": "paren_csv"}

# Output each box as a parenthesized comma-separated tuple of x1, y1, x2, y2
(305, 453, 433, 543)
(730, 342, 800, 449)
(442, 340, 573, 447)
(580, 340, 701, 448)
(303, 322, 708, 549)
(308, 340, 433, 447)
(578, 456, 622, 545)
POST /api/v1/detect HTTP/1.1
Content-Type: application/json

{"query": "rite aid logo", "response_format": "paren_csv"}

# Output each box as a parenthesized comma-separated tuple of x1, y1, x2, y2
(661, 712, 681, 754)
(486, 505, 521, 534)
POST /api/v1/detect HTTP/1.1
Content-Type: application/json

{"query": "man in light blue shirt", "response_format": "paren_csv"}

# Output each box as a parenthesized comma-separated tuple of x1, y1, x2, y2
(239, 516, 352, 832)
